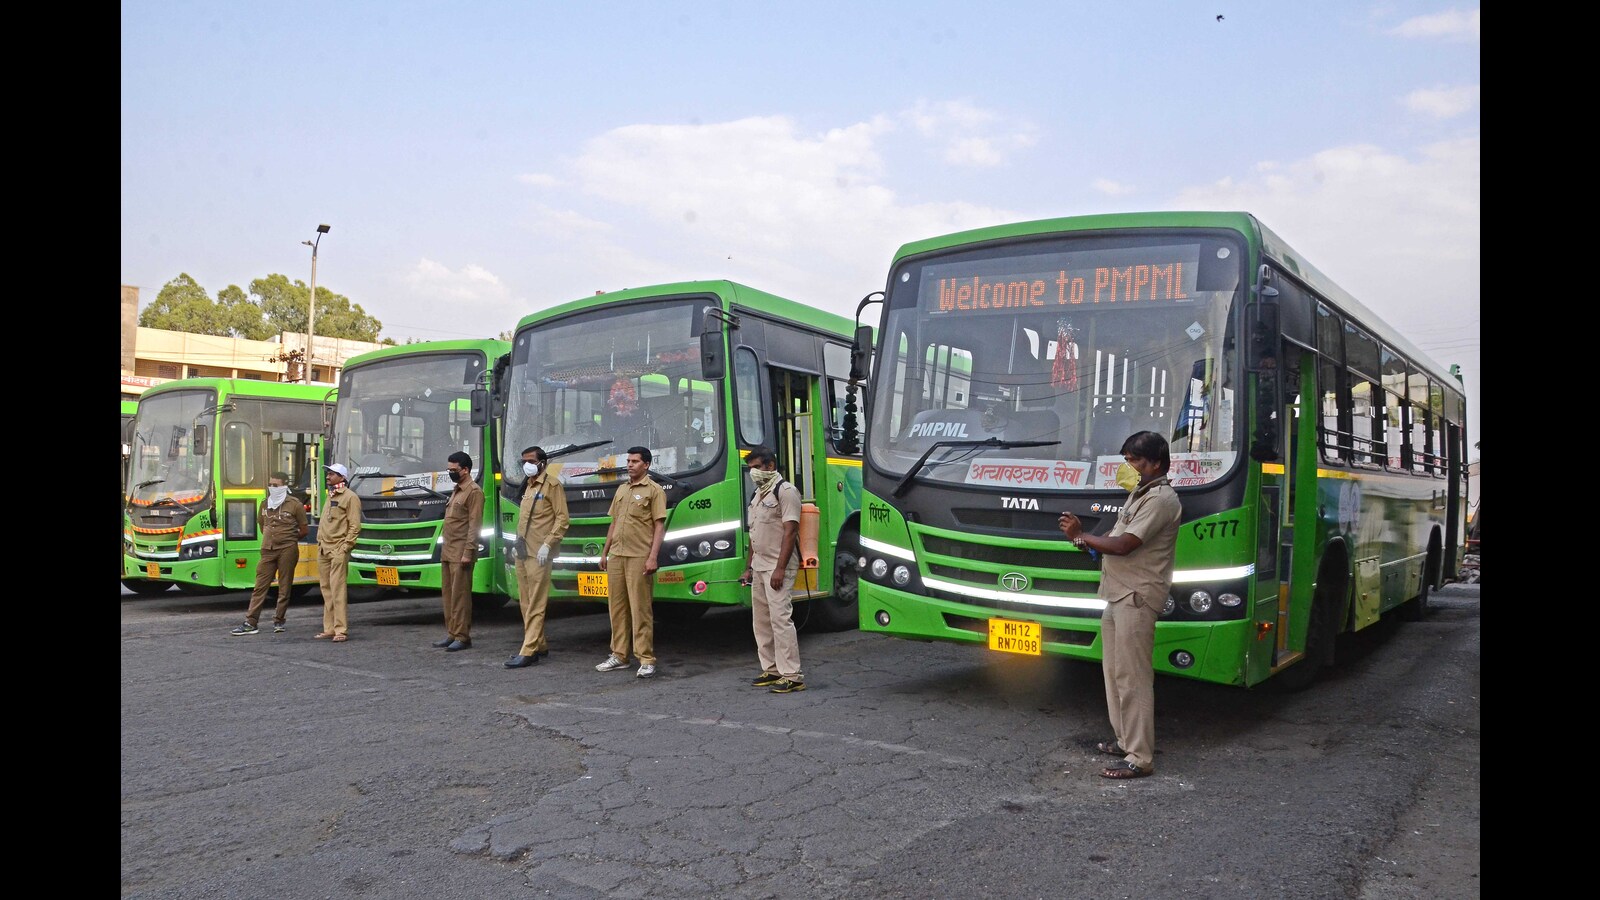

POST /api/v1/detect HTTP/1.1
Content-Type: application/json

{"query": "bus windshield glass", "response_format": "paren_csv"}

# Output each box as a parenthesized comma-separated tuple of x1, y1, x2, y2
(869, 232, 1244, 492)
(127, 388, 217, 504)
(503, 299, 720, 489)
(330, 352, 489, 498)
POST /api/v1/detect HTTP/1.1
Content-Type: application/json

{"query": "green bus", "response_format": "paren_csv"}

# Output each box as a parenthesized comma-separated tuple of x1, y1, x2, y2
(123, 378, 328, 596)
(121, 397, 138, 504)
(850, 211, 1470, 687)
(497, 280, 864, 629)
(324, 339, 511, 607)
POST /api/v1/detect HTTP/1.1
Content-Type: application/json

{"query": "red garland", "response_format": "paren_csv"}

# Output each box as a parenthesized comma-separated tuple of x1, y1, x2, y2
(608, 377, 637, 416)
(1051, 322, 1078, 390)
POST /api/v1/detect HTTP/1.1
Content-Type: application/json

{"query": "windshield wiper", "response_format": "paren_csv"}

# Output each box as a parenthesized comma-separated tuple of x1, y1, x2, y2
(136, 478, 165, 490)
(545, 438, 614, 462)
(149, 495, 195, 514)
(892, 438, 1060, 498)
(569, 465, 682, 488)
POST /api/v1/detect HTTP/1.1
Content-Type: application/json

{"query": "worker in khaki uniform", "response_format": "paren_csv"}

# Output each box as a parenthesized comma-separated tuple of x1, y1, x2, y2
(231, 471, 309, 635)
(595, 446, 667, 678)
(432, 451, 484, 652)
(506, 445, 569, 668)
(741, 446, 806, 693)
(316, 464, 362, 643)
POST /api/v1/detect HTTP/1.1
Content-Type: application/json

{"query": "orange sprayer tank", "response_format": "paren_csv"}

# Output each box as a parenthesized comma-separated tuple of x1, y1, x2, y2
(799, 502, 820, 569)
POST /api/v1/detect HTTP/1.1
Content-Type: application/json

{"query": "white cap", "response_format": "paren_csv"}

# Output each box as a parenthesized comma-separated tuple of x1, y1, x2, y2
(325, 463, 351, 481)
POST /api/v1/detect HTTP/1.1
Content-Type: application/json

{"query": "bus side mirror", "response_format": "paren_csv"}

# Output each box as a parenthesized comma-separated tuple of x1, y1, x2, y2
(1246, 294, 1279, 374)
(700, 308, 726, 380)
(191, 424, 209, 457)
(470, 387, 490, 427)
(849, 325, 873, 382)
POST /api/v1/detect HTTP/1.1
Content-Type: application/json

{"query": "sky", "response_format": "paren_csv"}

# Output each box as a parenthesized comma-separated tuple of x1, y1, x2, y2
(121, 1, 1480, 440)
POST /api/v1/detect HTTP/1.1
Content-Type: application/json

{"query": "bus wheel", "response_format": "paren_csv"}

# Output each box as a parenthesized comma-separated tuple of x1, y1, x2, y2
(804, 546, 860, 632)
(1277, 590, 1338, 693)
(1400, 545, 1438, 621)
(122, 580, 173, 596)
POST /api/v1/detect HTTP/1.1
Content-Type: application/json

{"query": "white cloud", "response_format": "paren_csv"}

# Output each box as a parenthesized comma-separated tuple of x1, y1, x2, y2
(517, 172, 560, 188)
(1388, 8, 1480, 41)
(1092, 178, 1136, 196)
(401, 258, 516, 305)
(1403, 84, 1479, 118)
(903, 100, 1037, 168)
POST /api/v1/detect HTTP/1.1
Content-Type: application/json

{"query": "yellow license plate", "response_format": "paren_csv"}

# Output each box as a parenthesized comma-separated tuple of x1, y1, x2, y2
(146, 562, 160, 579)
(578, 572, 608, 597)
(375, 566, 400, 586)
(988, 617, 1042, 655)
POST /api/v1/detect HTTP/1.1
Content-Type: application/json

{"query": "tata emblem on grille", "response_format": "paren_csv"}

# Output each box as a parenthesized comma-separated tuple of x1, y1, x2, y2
(584, 541, 602, 556)
(379, 543, 395, 555)
(999, 572, 1030, 592)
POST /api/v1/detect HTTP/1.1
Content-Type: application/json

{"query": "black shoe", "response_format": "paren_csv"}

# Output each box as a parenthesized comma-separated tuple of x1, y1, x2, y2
(751, 672, 783, 687)
(431, 637, 453, 648)
(504, 654, 538, 668)
(445, 639, 471, 652)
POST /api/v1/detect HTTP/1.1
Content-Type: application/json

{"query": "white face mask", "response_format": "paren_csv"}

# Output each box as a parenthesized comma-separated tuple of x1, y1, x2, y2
(523, 462, 539, 477)
(267, 485, 289, 508)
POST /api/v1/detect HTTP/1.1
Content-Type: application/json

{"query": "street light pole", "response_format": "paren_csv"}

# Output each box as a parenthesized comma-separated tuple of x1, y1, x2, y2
(301, 224, 331, 383)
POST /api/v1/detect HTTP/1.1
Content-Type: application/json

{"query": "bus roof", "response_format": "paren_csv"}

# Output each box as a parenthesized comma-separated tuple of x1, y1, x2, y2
(514, 280, 854, 338)
(136, 376, 332, 403)
(340, 338, 512, 372)
(890, 211, 1463, 392)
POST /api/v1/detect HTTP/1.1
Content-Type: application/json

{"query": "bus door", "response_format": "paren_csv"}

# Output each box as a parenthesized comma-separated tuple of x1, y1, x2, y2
(769, 365, 826, 599)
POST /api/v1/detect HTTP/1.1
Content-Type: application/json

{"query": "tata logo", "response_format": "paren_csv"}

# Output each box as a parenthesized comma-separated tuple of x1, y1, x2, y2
(379, 543, 395, 555)
(907, 421, 970, 438)
(580, 490, 607, 500)
(1001, 497, 1039, 510)
(583, 541, 602, 556)
(998, 572, 1030, 592)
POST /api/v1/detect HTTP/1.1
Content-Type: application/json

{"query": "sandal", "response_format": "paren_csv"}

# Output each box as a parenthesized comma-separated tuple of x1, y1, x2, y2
(1100, 760, 1153, 779)
(331, 634, 348, 642)
(1095, 740, 1127, 756)
(314, 632, 333, 639)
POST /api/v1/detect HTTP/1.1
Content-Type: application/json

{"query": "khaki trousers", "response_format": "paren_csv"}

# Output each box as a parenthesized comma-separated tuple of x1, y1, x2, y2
(605, 555, 654, 665)
(319, 550, 350, 637)
(245, 544, 300, 626)
(515, 555, 553, 655)
(751, 565, 802, 680)
(1100, 595, 1158, 770)
(441, 560, 474, 641)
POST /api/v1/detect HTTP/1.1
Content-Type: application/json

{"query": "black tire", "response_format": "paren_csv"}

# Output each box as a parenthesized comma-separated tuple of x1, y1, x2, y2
(1399, 577, 1431, 621)
(803, 546, 860, 632)
(1276, 591, 1338, 692)
(122, 580, 174, 596)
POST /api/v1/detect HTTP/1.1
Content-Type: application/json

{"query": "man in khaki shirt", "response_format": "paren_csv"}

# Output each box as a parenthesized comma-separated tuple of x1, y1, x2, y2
(433, 451, 485, 652)
(506, 445, 569, 668)
(595, 446, 667, 678)
(1060, 430, 1181, 780)
(741, 446, 806, 693)
(231, 471, 309, 636)
(316, 464, 362, 642)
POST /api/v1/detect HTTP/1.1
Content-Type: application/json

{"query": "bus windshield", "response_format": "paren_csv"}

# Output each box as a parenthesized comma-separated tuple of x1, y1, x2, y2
(869, 232, 1244, 492)
(503, 299, 720, 490)
(127, 388, 216, 504)
(329, 352, 490, 498)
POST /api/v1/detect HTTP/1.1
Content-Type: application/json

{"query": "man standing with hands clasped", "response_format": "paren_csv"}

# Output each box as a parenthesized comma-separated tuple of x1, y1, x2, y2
(316, 464, 361, 643)
(741, 446, 806, 693)
(231, 472, 308, 636)
(1059, 430, 1181, 779)
(595, 446, 666, 678)
(507, 446, 568, 668)
(432, 451, 484, 652)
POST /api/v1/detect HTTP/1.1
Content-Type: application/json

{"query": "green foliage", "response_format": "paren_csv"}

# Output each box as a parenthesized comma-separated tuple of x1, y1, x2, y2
(139, 272, 385, 342)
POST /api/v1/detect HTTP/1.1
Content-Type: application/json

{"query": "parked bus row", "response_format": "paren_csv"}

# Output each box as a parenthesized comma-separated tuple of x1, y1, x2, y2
(121, 211, 1470, 688)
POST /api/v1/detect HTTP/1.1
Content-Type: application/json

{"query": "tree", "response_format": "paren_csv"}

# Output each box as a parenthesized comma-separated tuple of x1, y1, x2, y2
(217, 284, 276, 341)
(139, 274, 231, 335)
(250, 274, 384, 341)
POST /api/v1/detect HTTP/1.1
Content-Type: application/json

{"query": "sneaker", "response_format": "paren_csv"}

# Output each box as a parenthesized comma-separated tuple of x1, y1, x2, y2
(751, 672, 783, 687)
(272, 622, 286, 633)
(595, 655, 628, 672)
(636, 664, 657, 678)
(769, 678, 806, 694)
(230, 622, 259, 636)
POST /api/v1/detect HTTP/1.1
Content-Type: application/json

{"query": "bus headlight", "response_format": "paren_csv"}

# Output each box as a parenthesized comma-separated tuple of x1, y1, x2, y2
(870, 559, 888, 578)
(696, 540, 712, 558)
(671, 545, 690, 562)
(892, 565, 911, 586)
(1161, 594, 1176, 617)
(1218, 592, 1243, 607)
(1187, 591, 1213, 614)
